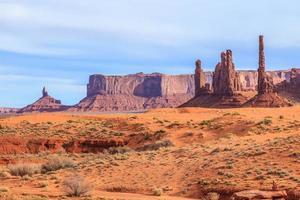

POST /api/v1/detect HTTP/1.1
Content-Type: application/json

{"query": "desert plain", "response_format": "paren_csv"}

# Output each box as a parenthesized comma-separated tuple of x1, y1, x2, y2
(0, 106, 299, 200)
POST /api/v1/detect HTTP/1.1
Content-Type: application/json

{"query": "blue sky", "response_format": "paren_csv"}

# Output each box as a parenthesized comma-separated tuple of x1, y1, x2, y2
(1, 0, 300, 107)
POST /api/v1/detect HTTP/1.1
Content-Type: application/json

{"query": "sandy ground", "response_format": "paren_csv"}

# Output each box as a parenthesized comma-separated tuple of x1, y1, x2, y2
(0, 106, 299, 199)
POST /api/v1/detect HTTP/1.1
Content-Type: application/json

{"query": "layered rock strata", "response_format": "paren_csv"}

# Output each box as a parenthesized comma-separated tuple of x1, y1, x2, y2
(69, 73, 194, 112)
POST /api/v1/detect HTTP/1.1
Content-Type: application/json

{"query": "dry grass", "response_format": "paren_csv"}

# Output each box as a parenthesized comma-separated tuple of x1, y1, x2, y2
(8, 163, 41, 177)
(41, 156, 76, 173)
(62, 175, 91, 197)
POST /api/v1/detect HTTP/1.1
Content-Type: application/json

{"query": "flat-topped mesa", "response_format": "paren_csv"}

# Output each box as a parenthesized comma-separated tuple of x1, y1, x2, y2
(258, 35, 274, 94)
(194, 59, 210, 96)
(212, 50, 242, 96)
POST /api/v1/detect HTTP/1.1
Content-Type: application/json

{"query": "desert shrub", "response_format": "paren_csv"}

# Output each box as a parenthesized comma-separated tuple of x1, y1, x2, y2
(152, 188, 162, 196)
(8, 163, 41, 177)
(0, 187, 9, 192)
(257, 118, 272, 126)
(137, 140, 174, 151)
(62, 176, 91, 197)
(199, 120, 212, 126)
(41, 156, 76, 173)
(0, 171, 11, 178)
(107, 146, 133, 154)
(203, 192, 220, 200)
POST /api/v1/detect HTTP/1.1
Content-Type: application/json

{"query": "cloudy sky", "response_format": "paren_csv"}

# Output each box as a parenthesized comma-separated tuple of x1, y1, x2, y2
(1, 0, 300, 107)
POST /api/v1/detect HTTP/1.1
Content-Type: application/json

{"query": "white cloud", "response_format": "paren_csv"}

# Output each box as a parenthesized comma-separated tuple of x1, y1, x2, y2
(0, 0, 300, 59)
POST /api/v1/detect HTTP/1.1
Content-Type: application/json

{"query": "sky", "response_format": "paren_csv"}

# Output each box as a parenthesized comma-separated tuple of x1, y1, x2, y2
(1, 0, 300, 107)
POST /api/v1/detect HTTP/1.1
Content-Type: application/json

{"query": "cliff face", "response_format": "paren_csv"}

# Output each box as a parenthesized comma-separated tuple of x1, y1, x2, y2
(86, 70, 293, 99)
(87, 73, 194, 98)
(70, 73, 195, 112)
(72, 68, 296, 112)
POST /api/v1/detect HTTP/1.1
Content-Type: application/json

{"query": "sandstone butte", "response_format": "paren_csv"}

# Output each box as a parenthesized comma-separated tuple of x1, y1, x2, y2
(17, 87, 69, 113)
(12, 36, 300, 113)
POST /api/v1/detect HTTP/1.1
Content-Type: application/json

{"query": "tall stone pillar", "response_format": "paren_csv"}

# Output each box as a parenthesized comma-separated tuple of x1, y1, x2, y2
(257, 35, 273, 94)
(42, 87, 48, 97)
(194, 59, 206, 97)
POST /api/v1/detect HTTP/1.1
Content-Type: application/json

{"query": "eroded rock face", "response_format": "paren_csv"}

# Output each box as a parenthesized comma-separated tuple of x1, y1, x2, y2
(181, 50, 248, 108)
(244, 36, 292, 107)
(18, 87, 68, 113)
(194, 59, 208, 96)
(0, 107, 19, 114)
(0, 136, 125, 154)
(87, 73, 194, 97)
(276, 68, 300, 93)
(232, 190, 287, 200)
(77, 68, 298, 112)
(213, 50, 242, 95)
(72, 73, 194, 112)
(258, 36, 274, 94)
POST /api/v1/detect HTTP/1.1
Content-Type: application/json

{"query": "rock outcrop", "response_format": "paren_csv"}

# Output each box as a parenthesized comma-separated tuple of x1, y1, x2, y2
(232, 190, 287, 200)
(276, 68, 300, 101)
(181, 51, 248, 108)
(0, 107, 19, 114)
(69, 73, 194, 112)
(257, 35, 274, 94)
(194, 59, 210, 96)
(213, 50, 243, 95)
(245, 36, 292, 107)
(18, 87, 68, 113)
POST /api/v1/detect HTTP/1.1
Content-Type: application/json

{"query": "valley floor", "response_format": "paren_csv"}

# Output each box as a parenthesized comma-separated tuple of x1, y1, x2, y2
(0, 106, 300, 199)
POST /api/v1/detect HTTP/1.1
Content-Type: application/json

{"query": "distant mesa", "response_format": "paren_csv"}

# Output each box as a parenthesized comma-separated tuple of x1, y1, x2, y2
(67, 73, 194, 112)
(275, 68, 300, 101)
(0, 107, 19, 114)
(18, 87, 69, 113)
(6, 36, 300, 113)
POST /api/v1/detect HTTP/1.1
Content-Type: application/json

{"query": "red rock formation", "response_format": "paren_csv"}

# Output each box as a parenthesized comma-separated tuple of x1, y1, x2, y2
(0, 136, 125, 154)
(194, 59, 209, 96)
(232, 190, 287, 200)
(276, 68, 300, 92)
(181, 50, 248, 108)
(70, 73, 194, 112)
(18, 87, 68, 113)
(244, 36, 292, 107)
(42, 86, 48, 97)
(0, 107, 19, 114)
(257, 35, 274, 94)
(213, 50, 243, 95)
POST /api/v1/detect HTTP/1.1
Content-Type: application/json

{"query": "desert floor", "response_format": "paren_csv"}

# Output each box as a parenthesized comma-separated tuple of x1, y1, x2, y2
(0, 106, 299, 199)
